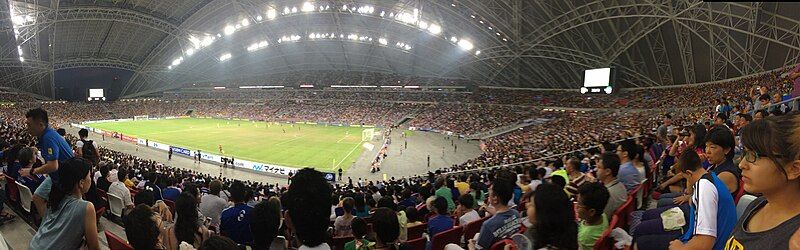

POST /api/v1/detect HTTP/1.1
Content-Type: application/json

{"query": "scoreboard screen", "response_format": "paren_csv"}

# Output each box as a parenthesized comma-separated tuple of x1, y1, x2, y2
(581, 68, 615, 94)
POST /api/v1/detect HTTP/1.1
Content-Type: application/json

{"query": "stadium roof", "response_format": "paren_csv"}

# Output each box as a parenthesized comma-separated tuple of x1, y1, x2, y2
(1, 0, 800, 98)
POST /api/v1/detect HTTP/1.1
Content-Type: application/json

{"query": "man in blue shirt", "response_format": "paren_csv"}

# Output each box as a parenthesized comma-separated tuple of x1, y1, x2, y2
(616, 139, 643, 191)
(220, 181, 253, 245)
(427, 196, 454, 237)
(473, 171, 520, 249)
(18, 108, 74, 217)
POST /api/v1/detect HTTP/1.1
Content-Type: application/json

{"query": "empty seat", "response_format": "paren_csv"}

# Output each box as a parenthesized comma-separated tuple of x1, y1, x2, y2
(16, 181, 33, 213)
(105, 231, 133, 250)
(407, 222, 427, 240)
(107, 193, 125, 218)
(463, 216, 489, 241)
(736, 194, 758, 219)
(431, 226, 462, 250)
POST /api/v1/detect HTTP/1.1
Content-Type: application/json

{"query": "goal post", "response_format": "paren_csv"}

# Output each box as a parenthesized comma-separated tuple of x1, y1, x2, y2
(133, 115, 149, 120)
(361, 128, 375, 141)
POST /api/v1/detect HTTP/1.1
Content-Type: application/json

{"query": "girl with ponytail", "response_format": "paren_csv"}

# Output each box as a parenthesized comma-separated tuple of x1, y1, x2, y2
(30, 158, 99, 249)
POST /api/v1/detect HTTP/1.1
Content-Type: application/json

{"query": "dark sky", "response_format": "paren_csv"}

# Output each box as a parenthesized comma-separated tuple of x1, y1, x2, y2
(54, 68, 134, 101)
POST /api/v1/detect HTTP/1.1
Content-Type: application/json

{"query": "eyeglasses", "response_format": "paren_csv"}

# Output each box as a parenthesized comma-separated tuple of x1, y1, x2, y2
(743, 149, 780, 163)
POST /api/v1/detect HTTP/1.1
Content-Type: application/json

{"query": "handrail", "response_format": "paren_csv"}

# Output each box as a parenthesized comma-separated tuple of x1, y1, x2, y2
(748, 95, 800, 115)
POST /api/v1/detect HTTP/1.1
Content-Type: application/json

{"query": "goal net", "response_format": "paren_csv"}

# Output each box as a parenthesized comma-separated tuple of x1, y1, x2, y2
(362, 128, 375, 141)
(134, 115, 149, 120)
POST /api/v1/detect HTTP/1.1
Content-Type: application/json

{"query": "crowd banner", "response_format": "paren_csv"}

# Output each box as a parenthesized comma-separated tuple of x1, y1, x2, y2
(171, 146, 193, 157)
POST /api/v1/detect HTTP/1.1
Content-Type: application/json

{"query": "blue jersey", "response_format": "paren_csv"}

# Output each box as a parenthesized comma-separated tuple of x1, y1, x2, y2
(220, 203, 253, 245)
(682, 172, 737, 250)
(38, 127, 75, 183)
(162, 187, 181, 201)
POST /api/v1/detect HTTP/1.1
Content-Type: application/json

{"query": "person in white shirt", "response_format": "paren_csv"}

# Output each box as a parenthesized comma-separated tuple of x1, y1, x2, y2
(199, 180, 227, 229)
(107, 168, 134, 214)
(457, 194, 481, 226)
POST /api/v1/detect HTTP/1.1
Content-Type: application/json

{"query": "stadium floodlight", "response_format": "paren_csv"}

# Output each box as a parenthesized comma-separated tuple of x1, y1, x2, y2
(479, 20, 484, 24)
(428, 24, 442, 34)
(267, 8, 277, 19)
(418, 21, 429, 29)
(18, 56, 24, 62)
(488, 27, 493, 30)
(342, 4, 347, 10)
(17, 47, 23, 55)
(475, 50, 481, 55)
(302, 2, 314, 12)
(404, 44, 412, 50)
(171, 57, 183, 66)
(201, 36, 215, 47)
(378, 38, 388, 45)
(458, 39, 474, 51)
(189, 35, 201, 48)
(234, 24, 241, 29)
(348, 34, 358, 40)
(308, 33, 315, 39)
(283, 7, 290, 14)
(224, 25, 235, 35)
(502, 38, 508, 41)
(380, 11, 385, 17)
(450, 36, 458, 43)
(167, 65, 172, 70)
(186, 48, 195, 56)
(258, 41, 268, 47)
(256, 15, 263, 21)
(214, 86, 226, 89)
(496, 32, 501, 36)
(217, 33, 222, 37)
(291, 7, 298, 13)
(219, 53, 232, 61)
(241, 18, 250, 26)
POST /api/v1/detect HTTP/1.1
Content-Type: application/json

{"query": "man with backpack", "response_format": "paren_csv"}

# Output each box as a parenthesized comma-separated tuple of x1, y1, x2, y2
(75, 128, 100, 165)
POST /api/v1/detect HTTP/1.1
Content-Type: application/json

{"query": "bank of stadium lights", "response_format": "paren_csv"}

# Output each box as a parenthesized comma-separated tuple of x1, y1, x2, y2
(277, 35, 301, 43)
(457, 39, 474, 51)
(246, 41, 269, 52)
(395, 42, 412, 51)
(219, 53, 232, 61)
(301, 2, 315, 12)
(267, 8, 277, 19)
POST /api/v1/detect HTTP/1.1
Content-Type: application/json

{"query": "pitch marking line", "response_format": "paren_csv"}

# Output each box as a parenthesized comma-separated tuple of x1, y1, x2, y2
(336, 134, 351, 143)
(334, 142, 363, 169)
(273, 135, 306, 146)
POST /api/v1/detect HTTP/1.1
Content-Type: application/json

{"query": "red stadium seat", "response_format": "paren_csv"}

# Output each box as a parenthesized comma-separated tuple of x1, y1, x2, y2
(407, 222, 427, 240)
(105, 231, 133, 250)
(490, 239, 516, 250)
(593, 214, 619, 250)
(431, 226, 462, 250)
(406, 237, 426, 249)
(4, 175, 19, 204)
(163, 199, 176, 217)
(734, 179, 745, 204)
(612, 195, 635, 231)
(463, 216, 489, 241)
(331, 235, 354, 250)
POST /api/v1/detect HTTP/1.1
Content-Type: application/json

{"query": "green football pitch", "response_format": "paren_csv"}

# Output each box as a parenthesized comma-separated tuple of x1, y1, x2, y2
(88, 118, 372, 172)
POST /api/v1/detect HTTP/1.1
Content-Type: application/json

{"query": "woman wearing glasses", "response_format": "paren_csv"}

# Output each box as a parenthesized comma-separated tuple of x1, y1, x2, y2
(725, 112, 800, 249)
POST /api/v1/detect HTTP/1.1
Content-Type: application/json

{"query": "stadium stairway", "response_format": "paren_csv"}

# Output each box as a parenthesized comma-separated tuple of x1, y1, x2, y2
(467, 117, 553, 140)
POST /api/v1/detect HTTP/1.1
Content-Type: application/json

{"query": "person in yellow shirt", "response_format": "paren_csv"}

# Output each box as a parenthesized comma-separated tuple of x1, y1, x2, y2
(455, 175, 470, 195)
